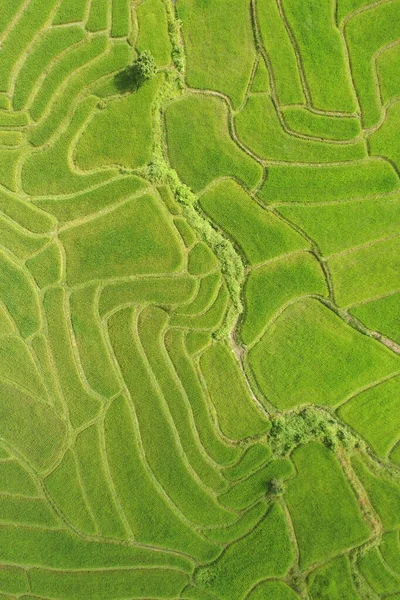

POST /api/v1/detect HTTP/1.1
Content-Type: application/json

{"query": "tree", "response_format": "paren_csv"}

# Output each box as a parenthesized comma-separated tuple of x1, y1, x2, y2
(268, 478, 286, 496)
(134, 50, 157, 83)
(115, 50, 157, 92)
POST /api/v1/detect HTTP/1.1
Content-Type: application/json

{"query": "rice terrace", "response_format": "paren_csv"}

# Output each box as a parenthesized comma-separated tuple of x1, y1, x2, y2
(1, 0, 400, 598)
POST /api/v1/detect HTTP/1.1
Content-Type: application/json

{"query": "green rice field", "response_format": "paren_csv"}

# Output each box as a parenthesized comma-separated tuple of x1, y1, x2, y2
(0, 0, 400, 597)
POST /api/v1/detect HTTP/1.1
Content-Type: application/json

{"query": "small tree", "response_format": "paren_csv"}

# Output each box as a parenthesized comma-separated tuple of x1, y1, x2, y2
(268, 478, 286, 496)
(115, 50, 157, 92)
(133, 50, 157, 84)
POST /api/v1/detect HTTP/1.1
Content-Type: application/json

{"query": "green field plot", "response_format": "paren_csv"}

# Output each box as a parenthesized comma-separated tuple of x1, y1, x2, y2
(352, 292, 400, 345)
(279, 193, 400, 255)
(177, 0, 256, 108)
(195, 503, 293, 599)
(247, 298, 399, 410)
(345, 0, 400, 128)
(282, 107, 361, 140)
(60, 193, 184, 285)
(34, 176, 148, 223)
(339, 376, 400, 457)
(358, 546, 400, 595)
(352, 454, 400, 529)
(369, 102, 400, 173)
(3, 0, 400, 595)
(136, 0, 171, 65)
(282, 0, 357, 112)
(286, 443, 369, 569)
(75, 75, 161, 169)
(200, 179, 308, 265)
(378, 43, 400, 105)
(328, 236, 400, 306)
(199, 342, 269, 440)
(235, 95, 366, 163)
(256, 0, 304, 104)
(241, 252, 327, 345)
(258, 159, 399, 204)
(165, 94, 262, 191)
(308, 556, 361, 600)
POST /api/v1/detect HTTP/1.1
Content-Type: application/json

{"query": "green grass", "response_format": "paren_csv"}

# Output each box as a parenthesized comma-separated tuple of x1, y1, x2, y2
(170, 282, 229, 331)
(0, 251, 41, 338)
(195, 503, 293, 599)
(34, 176, 148, 223)
(187, 242, 218, 275)
(75, 76, 161, 169)
(53, 0, 88, 24)
(45, 450, 97, 535)
(279, 193, 400, 255)
(104, 393, 218, 561)
(75, 424, 128, 539)
(59, 193, 184, 285)
(200, 179, 308, 265)
(248, 580, 300, 599)
(0, 379, 66, 472)
(177, 0, 256, 108)
(345, 0, 400, 127)
(202, 501, 267, 544)
(219, 458, 294, 510)
(175, 272, 221, 316)
(241, 252, 327, 345)
(86, 0, 110, 32)
(339, 376, 400, 458)
(29, 35, 108, 121)
(328, 236, 400, 306)
(165, 329, 240, 465)
(358, 547, 400, 594)
(24, 97, 115, 195)
(282, 107, 361, 140)
(251, 58, 270, 93)
(0, 334, 48, 400)
(381, 532, 400, 576)
(0, 461, 39, 496)
(99, 276, 196, 315)
(69, 285, 121, 397)
(247, 298, 399, 410)
(2, 0, 400, 594)
(258, 160, 399, 204)
(222, 444, 271, 481)
(235, 95, 366, 162)
(308, 556, 361, 600)
(283, 0, 357, 112)
(111, 0, 131, 38)
(352, 454, 400, 529)
(110, 307, 235, 527)
(12, 26, 86, 111)
(0, 0, 59, 92)
(377, 43, 400, 104)
(26, 243, 62, 288)
(286, 443, 370, 569)
(165, 94, 262, 191)
(199, 342, 269, 440)
(138, 306, 226, 492)
(256, 0, 304, 104)
(370, 102, 400, 173)
(136, 0, 171, 65)
(352, 292, 400, 345)
(0, 217, 49, 261)
(29, 567, 189, 599)
(43, 287, 101, 427)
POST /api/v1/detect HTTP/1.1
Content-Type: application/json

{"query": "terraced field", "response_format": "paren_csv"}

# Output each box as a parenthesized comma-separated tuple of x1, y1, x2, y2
(1, 0, 400, 598)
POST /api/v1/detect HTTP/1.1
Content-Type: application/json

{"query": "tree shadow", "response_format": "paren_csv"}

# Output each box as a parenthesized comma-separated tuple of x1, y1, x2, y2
(114, 65, 144, 93)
